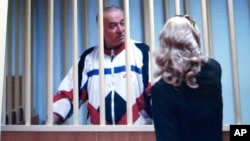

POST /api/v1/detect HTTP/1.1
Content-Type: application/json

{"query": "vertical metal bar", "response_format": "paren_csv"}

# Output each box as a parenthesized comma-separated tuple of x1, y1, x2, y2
(46, 0, 54, 125)
(104, 0, 108, 7)
(24, 0, 31, 125)
(2, 77, 6, 125)
(249, 0, 250, 18)
(6, 0, 13, 125)
(3, 0, 13, 126)
(72, 0, 79, 125)
(148, 0, 155, 84)
(6, 53, 12, 125)
(143, 0, 149, 45)
(124, 0, 132, 125)
(30, 0, 35, 122)
(201, 0, 210, 56)
(15, 0, 20, 124)
(206, 0, 213, 57)
(62, 0, 69, 125)
(64, 0, 69, 75)
(184, 0, 189, 15)
(97, 0, 105, 125)
(0, 0, 9, 127)
(21, 0, 26, 125)
(84, 0, 89, 50)
(227, 0, 242, 124)
(164, 0, 169, 21)
(174, 0, 181, 15)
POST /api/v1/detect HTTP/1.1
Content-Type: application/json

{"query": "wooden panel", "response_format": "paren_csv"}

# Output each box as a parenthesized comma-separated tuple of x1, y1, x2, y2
(223, 131, 230, 141)
(5, 76, 23, 125)
(1, 131, 229, 141)
(97, 132, 156, 141)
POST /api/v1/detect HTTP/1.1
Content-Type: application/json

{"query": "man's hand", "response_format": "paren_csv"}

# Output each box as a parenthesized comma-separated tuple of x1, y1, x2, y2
(45, 113, 62, 125)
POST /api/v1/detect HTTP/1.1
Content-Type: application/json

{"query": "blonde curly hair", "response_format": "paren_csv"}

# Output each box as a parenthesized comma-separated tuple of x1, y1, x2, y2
(154, 15, 207, 89)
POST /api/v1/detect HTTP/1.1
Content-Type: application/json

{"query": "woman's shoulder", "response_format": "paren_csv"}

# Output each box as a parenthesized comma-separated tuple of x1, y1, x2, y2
(203, 58, 222, 73)
(206, 58, 221, 67)
(152, 77, 174, 92)
(198, 58, 222, 83)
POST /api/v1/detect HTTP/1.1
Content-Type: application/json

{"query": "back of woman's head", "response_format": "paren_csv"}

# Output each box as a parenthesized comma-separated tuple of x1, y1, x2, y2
(154, 15, 207, 89)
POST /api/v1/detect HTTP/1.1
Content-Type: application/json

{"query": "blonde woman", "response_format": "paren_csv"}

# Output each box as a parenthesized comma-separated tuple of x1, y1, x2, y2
(152, 15, 223, 141)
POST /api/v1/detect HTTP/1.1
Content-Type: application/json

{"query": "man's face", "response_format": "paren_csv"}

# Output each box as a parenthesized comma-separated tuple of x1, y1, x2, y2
(103, 10, 125, 48)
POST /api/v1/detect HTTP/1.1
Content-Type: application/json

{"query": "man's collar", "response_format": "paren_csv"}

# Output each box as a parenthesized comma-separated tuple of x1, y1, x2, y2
(104, 43, 125, 56)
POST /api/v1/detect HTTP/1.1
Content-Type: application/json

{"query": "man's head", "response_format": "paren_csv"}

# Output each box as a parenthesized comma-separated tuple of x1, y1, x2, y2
(97, 5, 125, 49)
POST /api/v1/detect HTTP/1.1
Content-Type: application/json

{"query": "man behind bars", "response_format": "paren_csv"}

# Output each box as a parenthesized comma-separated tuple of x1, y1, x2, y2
(46, 5, 152, 125)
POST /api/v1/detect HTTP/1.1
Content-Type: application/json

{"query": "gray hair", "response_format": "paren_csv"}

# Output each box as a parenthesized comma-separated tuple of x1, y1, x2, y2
(96, 5, 124, 22)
